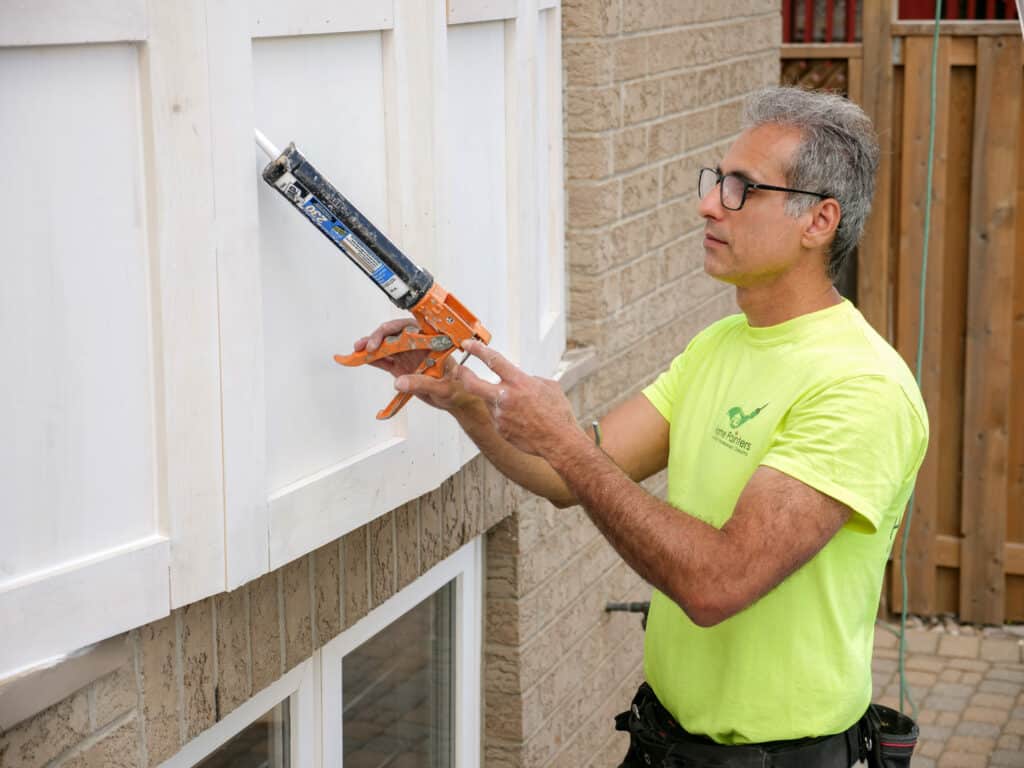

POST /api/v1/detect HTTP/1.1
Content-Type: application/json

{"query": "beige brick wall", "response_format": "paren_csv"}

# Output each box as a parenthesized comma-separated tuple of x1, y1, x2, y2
(0, 456, 510, 768)
(480, 1, 781, 765)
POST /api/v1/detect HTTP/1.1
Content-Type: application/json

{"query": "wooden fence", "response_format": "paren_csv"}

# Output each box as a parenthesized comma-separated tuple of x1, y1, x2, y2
(782, 8, 1024, 624)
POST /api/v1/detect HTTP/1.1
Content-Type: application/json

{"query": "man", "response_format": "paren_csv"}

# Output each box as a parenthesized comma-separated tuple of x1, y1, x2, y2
(355, 87, 927, 765)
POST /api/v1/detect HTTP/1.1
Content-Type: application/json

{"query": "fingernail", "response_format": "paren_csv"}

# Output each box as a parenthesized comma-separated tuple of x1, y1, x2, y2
(395, 377, 409, 392)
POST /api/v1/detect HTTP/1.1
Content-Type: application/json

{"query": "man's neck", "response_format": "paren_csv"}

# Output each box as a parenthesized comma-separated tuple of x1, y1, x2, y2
(735, 278, 843, 328)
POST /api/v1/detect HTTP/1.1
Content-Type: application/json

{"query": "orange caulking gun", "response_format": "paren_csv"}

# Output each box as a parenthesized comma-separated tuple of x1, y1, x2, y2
(255, 130, 491, 420)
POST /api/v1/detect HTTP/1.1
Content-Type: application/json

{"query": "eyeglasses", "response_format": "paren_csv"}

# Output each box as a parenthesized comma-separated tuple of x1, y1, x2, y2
(698, 167, 830, 211)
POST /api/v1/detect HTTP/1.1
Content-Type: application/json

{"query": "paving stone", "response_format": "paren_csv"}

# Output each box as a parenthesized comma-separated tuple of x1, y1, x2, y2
(990, 750, 1024, 767)
(918, 709, 938, 724)
(970, 692, 1015, 710)
(996, 733, 1021, 750)
(944, 735, 996, 754)
(955, 720, 1001, 738)
(907, 631, 941, 654)
(914, 758, 936, 768)
(949, 658, 989, 673)
(937, 711, 960, 727)
(981, 639, 1022, 663)
(960, 671, 982, 685)
(987, 668, 1024, 684)
(920, 724, 954, 741)
(933, 682, 973, 698)
(923, 695, 969, 712)
(939, 669, 962, 683)
(874, 628, 898, 649)
(917, 739, 944, 758)
(908, 655, 947, 673)
(963, 706, 1010, 724)
(1006, 718, 1024, 735)
(937, 752, 989, 768)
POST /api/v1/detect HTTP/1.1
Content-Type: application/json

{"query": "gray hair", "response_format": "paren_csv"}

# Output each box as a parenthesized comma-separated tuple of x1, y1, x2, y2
(742, 86, 880, 281)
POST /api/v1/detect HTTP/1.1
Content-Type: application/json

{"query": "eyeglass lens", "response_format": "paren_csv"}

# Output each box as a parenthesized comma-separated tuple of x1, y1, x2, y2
(698, 169, 745, 210)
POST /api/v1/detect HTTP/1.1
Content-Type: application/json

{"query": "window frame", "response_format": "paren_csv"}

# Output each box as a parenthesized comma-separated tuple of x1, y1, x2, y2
(320, 537, 484, 768)
(157, 656, 318, 768)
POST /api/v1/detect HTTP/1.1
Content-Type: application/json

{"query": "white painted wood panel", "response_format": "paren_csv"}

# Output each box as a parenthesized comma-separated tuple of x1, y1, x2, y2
(447, 0, 518, 25)
(0, 0, 147, 47)
(253, 32, 403, 498)
(206, 0, 271, 590)
(0, 536, 169, 680)
(0, 43, 156, 579)
(144, 0, 228, 608)
(250, 0, 394, 38)
(534, 6, 566, 376)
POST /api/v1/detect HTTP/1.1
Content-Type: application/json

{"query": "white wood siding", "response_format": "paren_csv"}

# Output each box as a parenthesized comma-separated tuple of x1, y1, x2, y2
(1, 0, 563, 680)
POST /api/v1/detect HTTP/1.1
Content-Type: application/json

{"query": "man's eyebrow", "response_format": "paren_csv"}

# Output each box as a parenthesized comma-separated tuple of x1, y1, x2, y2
(721, 165, 759, 183)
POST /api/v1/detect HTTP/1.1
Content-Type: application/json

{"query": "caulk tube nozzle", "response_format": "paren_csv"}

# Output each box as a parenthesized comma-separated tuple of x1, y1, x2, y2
(254, 129, 281, 160)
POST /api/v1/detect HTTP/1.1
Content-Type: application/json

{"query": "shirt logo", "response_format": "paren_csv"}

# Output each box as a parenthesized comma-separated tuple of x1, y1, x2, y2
(712, 403, 768, 456)
(727, 403, 768, 429)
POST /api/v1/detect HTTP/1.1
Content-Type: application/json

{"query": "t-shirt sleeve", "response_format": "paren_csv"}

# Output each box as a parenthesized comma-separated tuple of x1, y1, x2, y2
(760, 375, 928, 534)
(642, 350, 687, 422)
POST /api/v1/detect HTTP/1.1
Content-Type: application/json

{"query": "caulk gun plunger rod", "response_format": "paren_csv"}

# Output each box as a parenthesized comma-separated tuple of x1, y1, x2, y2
(254, 129, 281, 161)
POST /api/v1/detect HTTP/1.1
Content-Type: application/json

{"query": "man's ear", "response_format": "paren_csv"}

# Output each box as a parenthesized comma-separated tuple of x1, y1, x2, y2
(800, 198, 842, 251)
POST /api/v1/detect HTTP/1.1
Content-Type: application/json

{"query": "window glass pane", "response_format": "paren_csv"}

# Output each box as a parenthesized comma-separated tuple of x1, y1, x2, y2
(342, 581, 454, 767)
(196, 700, 290, 768)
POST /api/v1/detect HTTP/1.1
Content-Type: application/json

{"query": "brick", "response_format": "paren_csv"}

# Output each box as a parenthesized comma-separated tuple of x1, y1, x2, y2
(937, 711, 960, 727)
(568, 179, 620, 228)
(461, 456, 486, 541)
(215, 585, 251, 718)
(622, 0, 662, 32)
(613, 127, 648, 173)
(649, 116, 685, 161)
(622, 169, 659, 215)
(312, 540, 341, 647)
(564, 40, 614, 87)
(567, 135, 612, 180)
(138, 615, 179, 765)
(281, 557, 312, 672)
(61, 716, 140, 768)
(342, 525, 370, 627)
(181, 600, 216, 740)
(566, 87, 620, 132)
(623, 80, 661, 126)
(369, 513, 396, 607)
(683, 107, 718, 149)
(621, 253, 661, 305)
(441, 474, 464, 558)
(613, 36, 648, 81)
(981, 638, 1022, 663)
(717, 100, 744, 137)
(562, 0, 620, 36)
(939, 634, 981, 659)
(954, 720, 1001, 737)
(394, 501, 420, 590)
(92, 661, 137, 730)
(0, 688, 90, 768)
(482, 455, 510, 531)
(663, 233, 705, 281)
(248, 570, 282, 693)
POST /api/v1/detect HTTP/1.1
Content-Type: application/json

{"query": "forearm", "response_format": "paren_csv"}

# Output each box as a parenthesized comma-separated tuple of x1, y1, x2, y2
(452, 398, 578, 507)
(544, 429, 738, 626)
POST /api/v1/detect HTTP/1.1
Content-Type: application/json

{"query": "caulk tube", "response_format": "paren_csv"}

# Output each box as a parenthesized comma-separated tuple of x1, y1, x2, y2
(261, 143, 434, 311)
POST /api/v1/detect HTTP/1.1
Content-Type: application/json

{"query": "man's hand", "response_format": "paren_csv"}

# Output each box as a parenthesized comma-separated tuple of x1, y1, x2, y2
(353, 319, 470, 412)
(456, 339, 578, 457)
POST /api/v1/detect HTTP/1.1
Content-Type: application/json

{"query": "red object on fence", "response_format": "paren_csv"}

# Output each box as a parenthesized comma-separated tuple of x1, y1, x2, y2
(780, 0, 862, 42)
(781, 0, 1018, 39)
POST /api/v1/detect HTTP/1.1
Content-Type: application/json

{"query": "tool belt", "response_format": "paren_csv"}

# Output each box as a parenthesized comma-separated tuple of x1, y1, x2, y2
(614, 683, 918, 768)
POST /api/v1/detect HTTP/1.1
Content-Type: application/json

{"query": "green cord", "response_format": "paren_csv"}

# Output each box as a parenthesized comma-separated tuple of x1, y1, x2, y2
(896, 0, 942, 722)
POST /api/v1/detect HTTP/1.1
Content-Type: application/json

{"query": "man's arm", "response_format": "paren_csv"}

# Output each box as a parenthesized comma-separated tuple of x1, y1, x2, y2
(458, 340, 851, 627)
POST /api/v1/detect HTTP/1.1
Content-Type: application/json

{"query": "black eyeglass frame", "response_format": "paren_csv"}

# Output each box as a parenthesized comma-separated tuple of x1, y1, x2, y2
(698, 166, 831, 211)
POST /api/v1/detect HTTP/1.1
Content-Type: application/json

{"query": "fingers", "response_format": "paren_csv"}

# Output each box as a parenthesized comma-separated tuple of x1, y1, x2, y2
(363, 318, 416, 352)
(394, 372, 455, 401)
(461, 340, 524, 383)
(453, 365, 500, 405)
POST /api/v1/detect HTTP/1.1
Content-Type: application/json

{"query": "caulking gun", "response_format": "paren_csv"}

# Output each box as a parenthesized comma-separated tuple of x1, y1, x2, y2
(255, 130, 491, 420)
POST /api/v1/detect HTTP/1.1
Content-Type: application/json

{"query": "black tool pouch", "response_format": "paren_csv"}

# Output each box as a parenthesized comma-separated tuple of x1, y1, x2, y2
(863, 704, 918, 768)
(615, 683, 680, 767)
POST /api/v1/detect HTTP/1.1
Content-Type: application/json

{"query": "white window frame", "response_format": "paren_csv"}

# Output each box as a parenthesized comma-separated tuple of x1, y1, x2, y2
(320, 537, 484, 768)
(157, 656, 318, 768)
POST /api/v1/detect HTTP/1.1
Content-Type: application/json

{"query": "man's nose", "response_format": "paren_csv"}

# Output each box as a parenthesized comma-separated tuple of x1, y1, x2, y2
(697, 185, 723, 218)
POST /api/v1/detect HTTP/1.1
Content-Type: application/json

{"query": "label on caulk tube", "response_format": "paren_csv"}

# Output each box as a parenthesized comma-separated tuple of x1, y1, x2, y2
(273, 172, 411, 300)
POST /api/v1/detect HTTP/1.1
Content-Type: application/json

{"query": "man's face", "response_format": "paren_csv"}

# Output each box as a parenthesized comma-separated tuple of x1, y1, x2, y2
(698, 124, 812, 287)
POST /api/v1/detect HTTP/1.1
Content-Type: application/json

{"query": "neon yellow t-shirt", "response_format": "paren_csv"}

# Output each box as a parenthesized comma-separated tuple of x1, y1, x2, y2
(641, 299, 928, 745)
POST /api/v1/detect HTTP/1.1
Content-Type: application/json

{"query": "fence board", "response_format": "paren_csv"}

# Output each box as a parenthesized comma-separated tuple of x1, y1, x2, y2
(1008, 89, 1024, 619)
(895, 36, 952, 615)
(959, 36, 1021, 624)
(859, 0, 896, 340)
